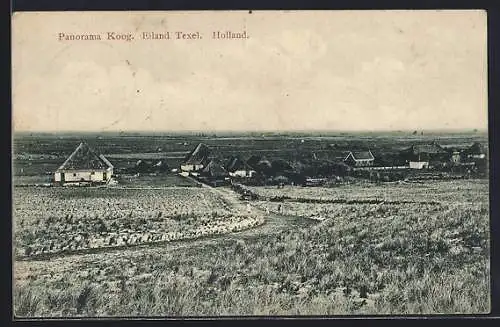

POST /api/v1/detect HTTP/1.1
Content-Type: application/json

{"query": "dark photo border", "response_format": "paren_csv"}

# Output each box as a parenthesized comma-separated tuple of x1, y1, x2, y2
(5, 0, 500, 324)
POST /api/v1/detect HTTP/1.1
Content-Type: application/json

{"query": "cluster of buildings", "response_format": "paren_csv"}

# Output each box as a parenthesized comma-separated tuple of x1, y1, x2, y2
(341, 142, 486, 170)
(52, 140, 487, 186)
(400, 142, 487, 170)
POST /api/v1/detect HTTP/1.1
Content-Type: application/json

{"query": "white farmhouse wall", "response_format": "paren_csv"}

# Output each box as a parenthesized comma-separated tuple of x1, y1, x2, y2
(355, 159, 374, 167)
(180, 164, 204, 172)
(409, 161, 429, 169)
(471, 154, 486, 159)
(63, 171, 92, 182)
(229, 170, 257, 178)
(55, 168, 113, 183)
(451, 153, 461, 163)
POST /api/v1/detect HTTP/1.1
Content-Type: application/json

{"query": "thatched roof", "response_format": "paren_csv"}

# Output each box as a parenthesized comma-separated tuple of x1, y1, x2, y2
(183, 143, 210, 165)
(468, 142, 486, 155)
(345, 150, 375, 161)
(225, 156, 254, 172)
(201, 159, 229, 177)
(246, 155, 262, 169)
(248, 155, 271, 168)
(56, 142, 113, 171)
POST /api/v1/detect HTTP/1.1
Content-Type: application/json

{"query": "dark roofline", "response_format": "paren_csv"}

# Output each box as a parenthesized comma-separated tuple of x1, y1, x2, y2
(344, 150, 375, 161)
(226, 155, 256, 172)
(183, 143, 210, 165)
(57, 142, 85, 171)
(56, 142, 113, 171)
(99, 154, 114, 169)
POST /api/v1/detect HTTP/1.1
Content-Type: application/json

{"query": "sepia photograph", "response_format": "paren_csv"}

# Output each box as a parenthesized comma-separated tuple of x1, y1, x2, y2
(11, 10, 489, 317)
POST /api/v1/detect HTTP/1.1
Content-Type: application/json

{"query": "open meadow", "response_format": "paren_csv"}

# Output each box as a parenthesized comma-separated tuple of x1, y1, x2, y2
(13, 179, 490, 316)
(13, 187, 264, 259)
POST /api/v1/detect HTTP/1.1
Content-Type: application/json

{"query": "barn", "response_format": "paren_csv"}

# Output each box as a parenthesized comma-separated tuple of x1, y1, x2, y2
(54, 142, 114, 185)
(199, 159, 230, 186)
(402, 143, 447, 162)
(225, 156, 257, 178)
(247, 155, 272, 174)
(344, 150, 375, 167)
(180, 143, 210, 173)
(401, 143, 448, 169)
(466, 142, 487, 159)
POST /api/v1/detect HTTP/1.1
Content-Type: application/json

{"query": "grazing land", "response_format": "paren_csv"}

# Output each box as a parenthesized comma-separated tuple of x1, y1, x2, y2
(12, 132, 490, 316)
(14, 187, 264, 259)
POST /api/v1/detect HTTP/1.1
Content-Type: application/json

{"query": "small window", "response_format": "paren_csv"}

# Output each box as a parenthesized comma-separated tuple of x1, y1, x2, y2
(73, 173, 76, 177)
(91, 172, 95, 175)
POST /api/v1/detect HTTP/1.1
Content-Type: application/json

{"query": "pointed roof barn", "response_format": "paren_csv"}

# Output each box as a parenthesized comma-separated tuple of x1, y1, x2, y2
(56, 142, 113, 172)
(183, 143, 211, 166)
(201, 159, 229, 178)
(468, 142, 486, 155)
(225, 156, 255, 173)
(400, 142, 448, 162)
(246, 155, 262, 169)
(247, 155, 271, 171)
(344, 150, 375, 161)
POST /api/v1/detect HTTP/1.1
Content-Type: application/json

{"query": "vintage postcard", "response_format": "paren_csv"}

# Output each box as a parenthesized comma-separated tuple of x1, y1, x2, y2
(11, 10, 489, 317)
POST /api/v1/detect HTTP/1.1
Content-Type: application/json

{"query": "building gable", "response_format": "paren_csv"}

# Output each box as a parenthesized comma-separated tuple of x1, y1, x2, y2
(56, 142, 113, 172)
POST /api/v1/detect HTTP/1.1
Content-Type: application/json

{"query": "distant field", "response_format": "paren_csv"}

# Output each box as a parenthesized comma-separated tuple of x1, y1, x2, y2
(105, 152, 189, 160)
(114, 174, 200, 188)
(13, 175, 53, 186)
(13, 179, 490, 316)
(247, 179, 489, 204)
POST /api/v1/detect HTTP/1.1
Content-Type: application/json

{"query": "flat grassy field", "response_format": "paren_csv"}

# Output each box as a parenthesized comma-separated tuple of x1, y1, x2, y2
(113, 174, 201, 187)
(13, 179, 490, 316)
(13, 187, 263, 259)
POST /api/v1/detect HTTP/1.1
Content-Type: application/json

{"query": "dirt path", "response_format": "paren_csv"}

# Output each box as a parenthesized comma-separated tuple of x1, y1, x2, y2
(186, 177, 315, 235)
(15, 179, 317, 275)
(14, 182, 316, 283)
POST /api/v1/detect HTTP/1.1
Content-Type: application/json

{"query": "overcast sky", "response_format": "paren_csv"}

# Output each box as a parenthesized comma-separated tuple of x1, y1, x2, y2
(12, 10, 487, 132)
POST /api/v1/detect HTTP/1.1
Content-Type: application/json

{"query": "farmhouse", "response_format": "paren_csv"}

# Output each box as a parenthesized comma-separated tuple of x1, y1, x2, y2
(54, 142, 114, 185)
(247, 155, 272, 174)
(180, 143, 210, 172)
(344, 150, 375, 167)
(465, 142, 487, 159)
(225, 156, 257, 178)
(400, 143, 451, 169)
(199, 159, 230, 186)
(403, 143, 447, 162)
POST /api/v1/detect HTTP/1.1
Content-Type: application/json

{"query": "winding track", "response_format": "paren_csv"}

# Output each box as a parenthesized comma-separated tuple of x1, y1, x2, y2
(14, 181, 318, 283)
(15, 179, 316, 264)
